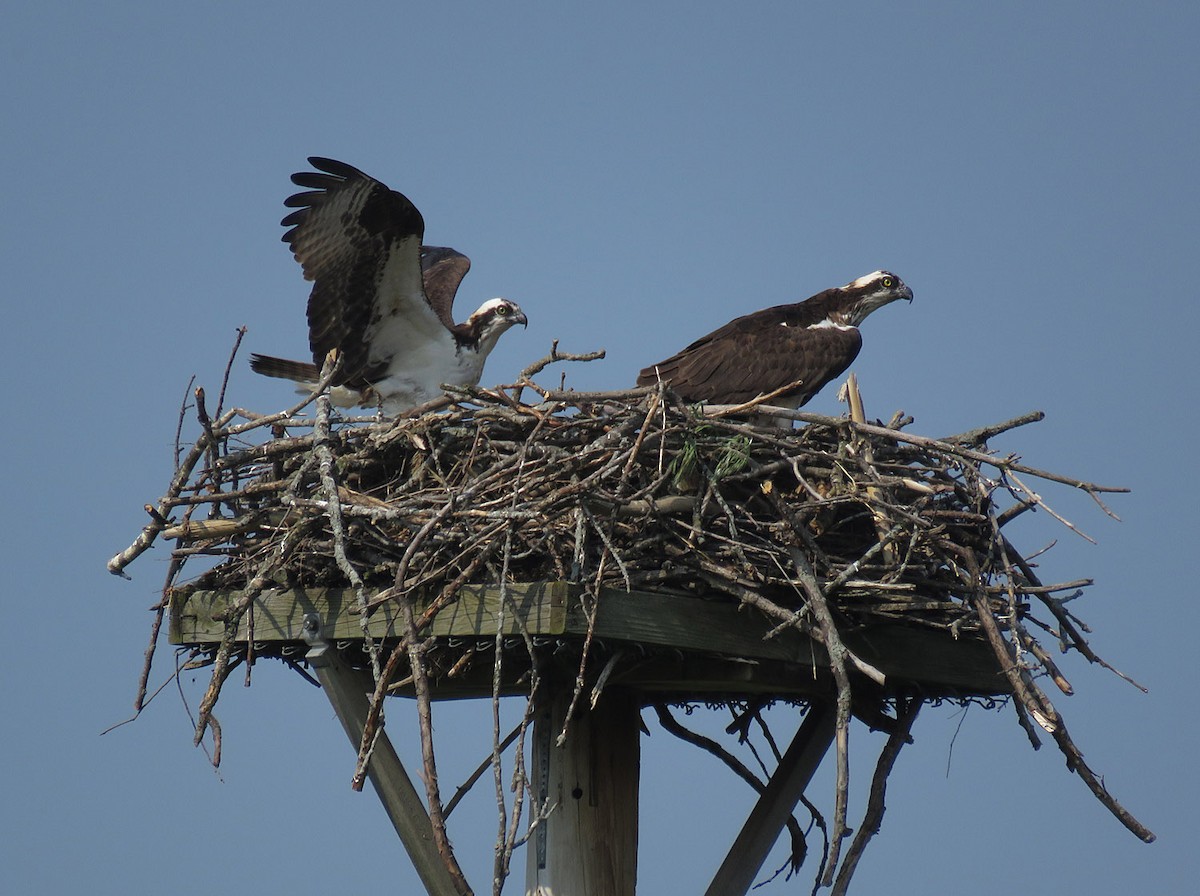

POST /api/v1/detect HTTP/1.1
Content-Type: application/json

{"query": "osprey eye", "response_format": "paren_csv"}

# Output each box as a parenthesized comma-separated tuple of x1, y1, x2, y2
(881, 276, 894, 288)
(497, 305, 510, 315)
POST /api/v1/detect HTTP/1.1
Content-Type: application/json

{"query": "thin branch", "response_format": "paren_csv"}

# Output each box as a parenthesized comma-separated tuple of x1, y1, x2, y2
(654, 704, 809, 873)
(830, 696, 922, 895)
(398, 585, 472, 893)
(314, 376, 382, 681)
(943, 411, 1046, 446)
(788, 547, 854, 884)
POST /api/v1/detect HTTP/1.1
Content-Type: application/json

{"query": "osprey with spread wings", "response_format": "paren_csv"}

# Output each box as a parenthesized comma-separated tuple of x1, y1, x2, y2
(250, 157, 526, 413)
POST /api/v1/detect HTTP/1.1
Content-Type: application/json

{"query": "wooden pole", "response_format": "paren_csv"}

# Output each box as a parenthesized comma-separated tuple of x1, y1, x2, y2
(306, 638, 466, 896)
(704, 703, 835, 896)
(526, 687, 641, 896)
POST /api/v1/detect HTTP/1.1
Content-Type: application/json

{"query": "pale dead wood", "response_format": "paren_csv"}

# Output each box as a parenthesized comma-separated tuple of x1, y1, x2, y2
(831, 694, 922, 895)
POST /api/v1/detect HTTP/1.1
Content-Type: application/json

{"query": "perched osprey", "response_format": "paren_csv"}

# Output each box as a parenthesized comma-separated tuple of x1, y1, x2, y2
(250, 157, 527, 413)
(637, 270, 912, 411)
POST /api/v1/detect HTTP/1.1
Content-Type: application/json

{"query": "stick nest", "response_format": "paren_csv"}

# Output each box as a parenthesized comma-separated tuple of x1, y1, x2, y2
(134, 373, 1113, 658)
(110, 348, 1154, 889)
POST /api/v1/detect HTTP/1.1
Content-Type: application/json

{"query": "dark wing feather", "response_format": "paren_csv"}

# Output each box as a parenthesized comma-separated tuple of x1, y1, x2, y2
(638, 305, 863, 406)
(280, 157, 447, 387)
(419, 246, 472, 331)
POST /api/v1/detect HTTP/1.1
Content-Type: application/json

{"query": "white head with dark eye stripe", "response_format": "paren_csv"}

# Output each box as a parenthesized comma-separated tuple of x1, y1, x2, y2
(840, 270, 913, 326)
(464, 298, 528, 351)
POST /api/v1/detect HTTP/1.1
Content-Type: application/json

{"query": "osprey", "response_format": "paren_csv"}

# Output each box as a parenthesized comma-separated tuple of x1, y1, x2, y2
(250, 157, 527, 413)
(637, 270, 912, 411)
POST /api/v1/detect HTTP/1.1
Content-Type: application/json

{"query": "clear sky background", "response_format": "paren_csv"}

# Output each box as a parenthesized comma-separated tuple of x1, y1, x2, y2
(3, 2, 1196, 893)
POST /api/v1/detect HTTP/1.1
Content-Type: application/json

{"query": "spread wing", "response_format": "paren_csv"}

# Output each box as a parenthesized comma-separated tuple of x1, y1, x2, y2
(637, 307, 863, 406)
(281, 157, 453, 387)
(420, 246, 472, 331)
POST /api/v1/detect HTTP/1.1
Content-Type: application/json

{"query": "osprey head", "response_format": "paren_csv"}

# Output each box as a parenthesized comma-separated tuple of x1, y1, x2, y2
(839, 270, 913, 326)
(465, 298, 528, 353)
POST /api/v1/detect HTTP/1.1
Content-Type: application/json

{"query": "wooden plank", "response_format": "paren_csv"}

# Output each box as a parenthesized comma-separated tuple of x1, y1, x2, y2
(569, 589, 822, 664)
(581, 591, 1005, 695)
(171, 581, 568, 643)
(397, 652, 839, 702)
(704, 703, 836, 896)
(306, 640, 465, 896)
(526, 686, 640, 896)
(171, 583, 1009, 697)
(842, 625, 1008, 695)
(172, 584, 819, 661)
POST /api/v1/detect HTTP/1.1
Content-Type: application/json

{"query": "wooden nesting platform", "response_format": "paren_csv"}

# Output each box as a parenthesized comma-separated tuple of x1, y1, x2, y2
(171, 581, 1009, 701)
(112, 370, 1153, 893)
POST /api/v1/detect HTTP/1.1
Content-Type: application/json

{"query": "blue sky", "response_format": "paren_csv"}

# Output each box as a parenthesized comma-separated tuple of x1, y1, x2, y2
(3, 2, 1196, 893)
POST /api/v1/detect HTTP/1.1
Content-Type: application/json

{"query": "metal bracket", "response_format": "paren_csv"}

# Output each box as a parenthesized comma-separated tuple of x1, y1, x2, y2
(301, 612, 329, 659)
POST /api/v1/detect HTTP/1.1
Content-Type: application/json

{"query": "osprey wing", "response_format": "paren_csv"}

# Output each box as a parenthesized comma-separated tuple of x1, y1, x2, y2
(281, 157, 452, 387)
(638, 305, 864, 407)
(419, 246, 472, 332)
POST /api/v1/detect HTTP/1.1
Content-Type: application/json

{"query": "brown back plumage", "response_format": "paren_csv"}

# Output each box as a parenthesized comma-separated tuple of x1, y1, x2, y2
(637, 271, 912, 408)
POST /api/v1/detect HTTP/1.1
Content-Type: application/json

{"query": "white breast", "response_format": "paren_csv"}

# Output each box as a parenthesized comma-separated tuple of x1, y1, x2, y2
(372, 345, 485, 414)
